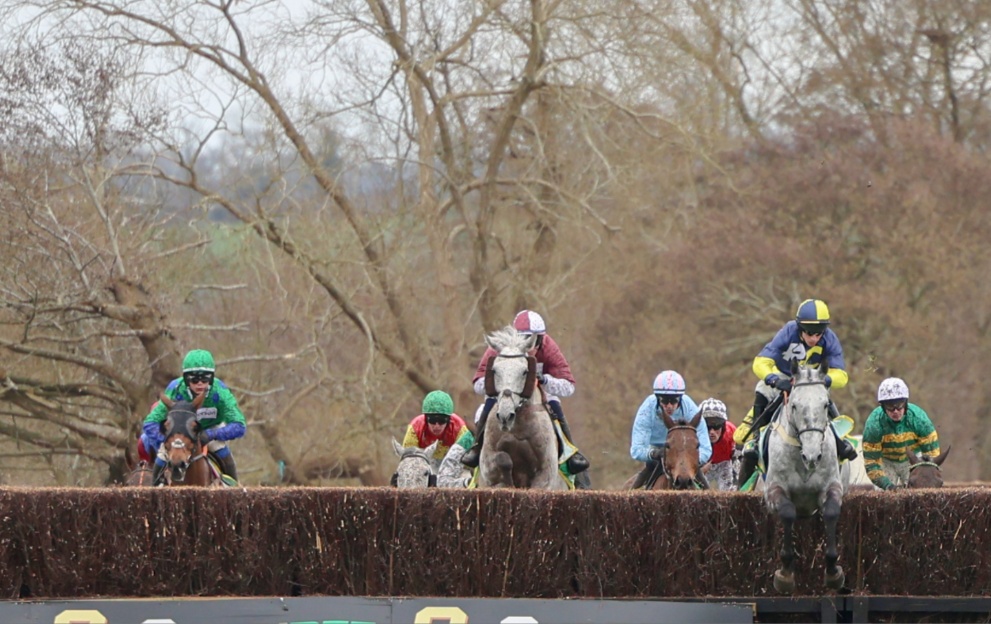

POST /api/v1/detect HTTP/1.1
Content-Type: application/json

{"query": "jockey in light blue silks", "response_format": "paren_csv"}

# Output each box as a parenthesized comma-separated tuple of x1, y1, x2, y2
(629, 370, 712, 489)
(141, 349, 247, 485)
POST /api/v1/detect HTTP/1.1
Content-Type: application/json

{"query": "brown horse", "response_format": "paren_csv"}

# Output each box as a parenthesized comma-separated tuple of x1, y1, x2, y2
(122, 443, 155, 486)
(158, 392, 219, 487)
(624, 410, 704, 490)
(906, 445, 951, 488)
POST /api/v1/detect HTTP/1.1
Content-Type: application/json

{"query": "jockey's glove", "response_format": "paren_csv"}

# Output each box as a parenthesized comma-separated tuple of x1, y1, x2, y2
(648, 447, 664, 462)
(764, 373, 780, 388)
(197, 431, 212, 446)
(773, 377, 793, 393)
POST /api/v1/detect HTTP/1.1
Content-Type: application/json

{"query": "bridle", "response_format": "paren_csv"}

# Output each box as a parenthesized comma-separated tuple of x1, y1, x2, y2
(660, 423, 700, 488)
(162, 409, 208, 483)
(391, 452, 437, 488)
(484, 352, 538, 410)
(778, 379, 830, 446)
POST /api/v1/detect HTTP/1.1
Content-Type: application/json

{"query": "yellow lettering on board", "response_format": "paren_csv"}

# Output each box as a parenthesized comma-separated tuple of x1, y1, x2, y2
(413, 606, 469, 624)
(53, 611, 109, 624)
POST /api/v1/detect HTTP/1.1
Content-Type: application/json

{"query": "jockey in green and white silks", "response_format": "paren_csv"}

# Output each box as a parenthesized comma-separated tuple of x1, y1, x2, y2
(862, 377, 941, 490)
(141, 349, 246, 483)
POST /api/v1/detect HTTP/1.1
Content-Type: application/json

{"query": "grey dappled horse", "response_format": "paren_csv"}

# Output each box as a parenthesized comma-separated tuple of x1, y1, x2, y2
(391, 438, 439, 488)
(906, 445, 951, 488)
(764, 360, 845, 594)
(478, 327, 567, 490)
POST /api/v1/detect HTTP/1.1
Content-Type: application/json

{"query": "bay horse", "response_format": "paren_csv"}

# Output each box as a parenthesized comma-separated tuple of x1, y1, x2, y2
(391, 438, 439, 488)
(158, 392, 220, 487)
(123, 442, 154, 487)
(624, 410, 704, 490)
(764, 359, 845, 594)
(477, 327, 567, 490)
(906, 445, 951, 488)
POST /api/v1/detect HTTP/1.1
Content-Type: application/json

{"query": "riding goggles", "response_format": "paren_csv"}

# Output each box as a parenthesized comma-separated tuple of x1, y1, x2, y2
(656, 395, 681, 406)
(184, 372, 214, 385)
(425, 414, 450, 425)
(881, 400, 907, 413)
(798, 323, 826, 336)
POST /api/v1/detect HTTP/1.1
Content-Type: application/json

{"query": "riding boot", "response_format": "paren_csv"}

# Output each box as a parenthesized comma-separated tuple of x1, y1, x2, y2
(216, 453, 239, 482)
(738, 453, 758, 490)
(631, 460, 658, 490)
(828, 401, 858, 462)
(461, 397, 495, 468)
(548, 400, 590, 474)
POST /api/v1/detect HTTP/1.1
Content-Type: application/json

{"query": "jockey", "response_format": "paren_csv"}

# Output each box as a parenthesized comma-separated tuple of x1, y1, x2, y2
(401, 390, 468, 462)
(629, 370, 712, 489)
(141, 349, 247, 484)
(461, 310, 591, 487)
(863, 377, 941, 490)
(736, 299, 858, 488)
(699, 398, 739, 491)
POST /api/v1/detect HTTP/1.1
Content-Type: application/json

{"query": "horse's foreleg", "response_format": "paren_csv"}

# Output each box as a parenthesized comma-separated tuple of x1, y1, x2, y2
(766, 485, 797, 594)
(822, 481, 845, 590)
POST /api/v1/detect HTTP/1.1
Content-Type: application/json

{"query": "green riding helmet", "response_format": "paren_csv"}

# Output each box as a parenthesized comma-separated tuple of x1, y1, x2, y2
(182, 349, 216, 373)
(422, 390, 454, 416)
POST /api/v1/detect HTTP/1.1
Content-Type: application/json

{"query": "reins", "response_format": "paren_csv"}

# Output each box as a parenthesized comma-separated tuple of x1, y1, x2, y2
(777, 379, 830, 445)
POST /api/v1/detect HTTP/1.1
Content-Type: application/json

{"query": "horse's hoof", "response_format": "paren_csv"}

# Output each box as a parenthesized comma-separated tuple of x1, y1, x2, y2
(825, 566, 845, 590)
(773, 569, 796, 594)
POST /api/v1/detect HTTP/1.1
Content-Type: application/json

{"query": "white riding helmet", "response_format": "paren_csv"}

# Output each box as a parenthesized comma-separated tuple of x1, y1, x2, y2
(877, 377, 909, 403)
(699, 398, 728, 422)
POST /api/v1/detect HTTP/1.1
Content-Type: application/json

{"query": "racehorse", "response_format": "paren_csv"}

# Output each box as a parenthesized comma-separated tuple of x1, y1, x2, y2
(122, 442, 154, 487)
(623, 411, 704, 490)
(478, 327, 567, 490)
(391, 438, 439, 488)
(764, 359, 845, 594)
(157, 392, 219, 487)
(906, 445, 951, 488)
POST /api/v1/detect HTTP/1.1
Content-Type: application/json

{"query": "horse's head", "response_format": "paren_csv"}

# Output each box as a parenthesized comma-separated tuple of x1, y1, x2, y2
(787, 359, 832, 470)
(391, 438, 438, 488)
(660, 409, 703, 489)
(906, 445, 951, 488)
(484, 327, 539, 432)
(159, 391, 206, 484)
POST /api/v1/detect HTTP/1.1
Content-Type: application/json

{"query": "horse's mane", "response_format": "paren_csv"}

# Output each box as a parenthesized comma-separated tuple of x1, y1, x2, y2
(399, 446, 432, 461)
(486, 325, 529, 355)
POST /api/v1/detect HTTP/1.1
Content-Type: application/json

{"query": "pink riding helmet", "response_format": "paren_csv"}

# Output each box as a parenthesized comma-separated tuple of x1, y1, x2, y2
(513, 310, 547, 335)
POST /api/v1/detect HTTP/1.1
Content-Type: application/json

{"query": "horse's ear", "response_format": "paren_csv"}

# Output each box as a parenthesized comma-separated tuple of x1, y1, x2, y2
(160, 419, 168, 434)
(934, 445, 951, 466)
(905, 446, 919, 465)
(790, 358, 800, 376)
(392, 438, 404, 458)
(523, 332, 538, 352)
(160, 393, 174, 409)
(192, 390, 206, 409)
(660, 409, 676, 430)
(424, 439, 439, 457)
(819, 358, 829, 375)
(689, 409, 703, 428)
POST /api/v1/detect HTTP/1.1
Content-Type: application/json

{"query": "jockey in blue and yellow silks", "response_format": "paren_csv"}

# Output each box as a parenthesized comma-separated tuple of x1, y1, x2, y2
(735, 299, 858, 488)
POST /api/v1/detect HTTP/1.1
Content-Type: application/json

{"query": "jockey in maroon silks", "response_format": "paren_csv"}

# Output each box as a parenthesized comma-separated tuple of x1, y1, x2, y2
(460, 310, 590, 487)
